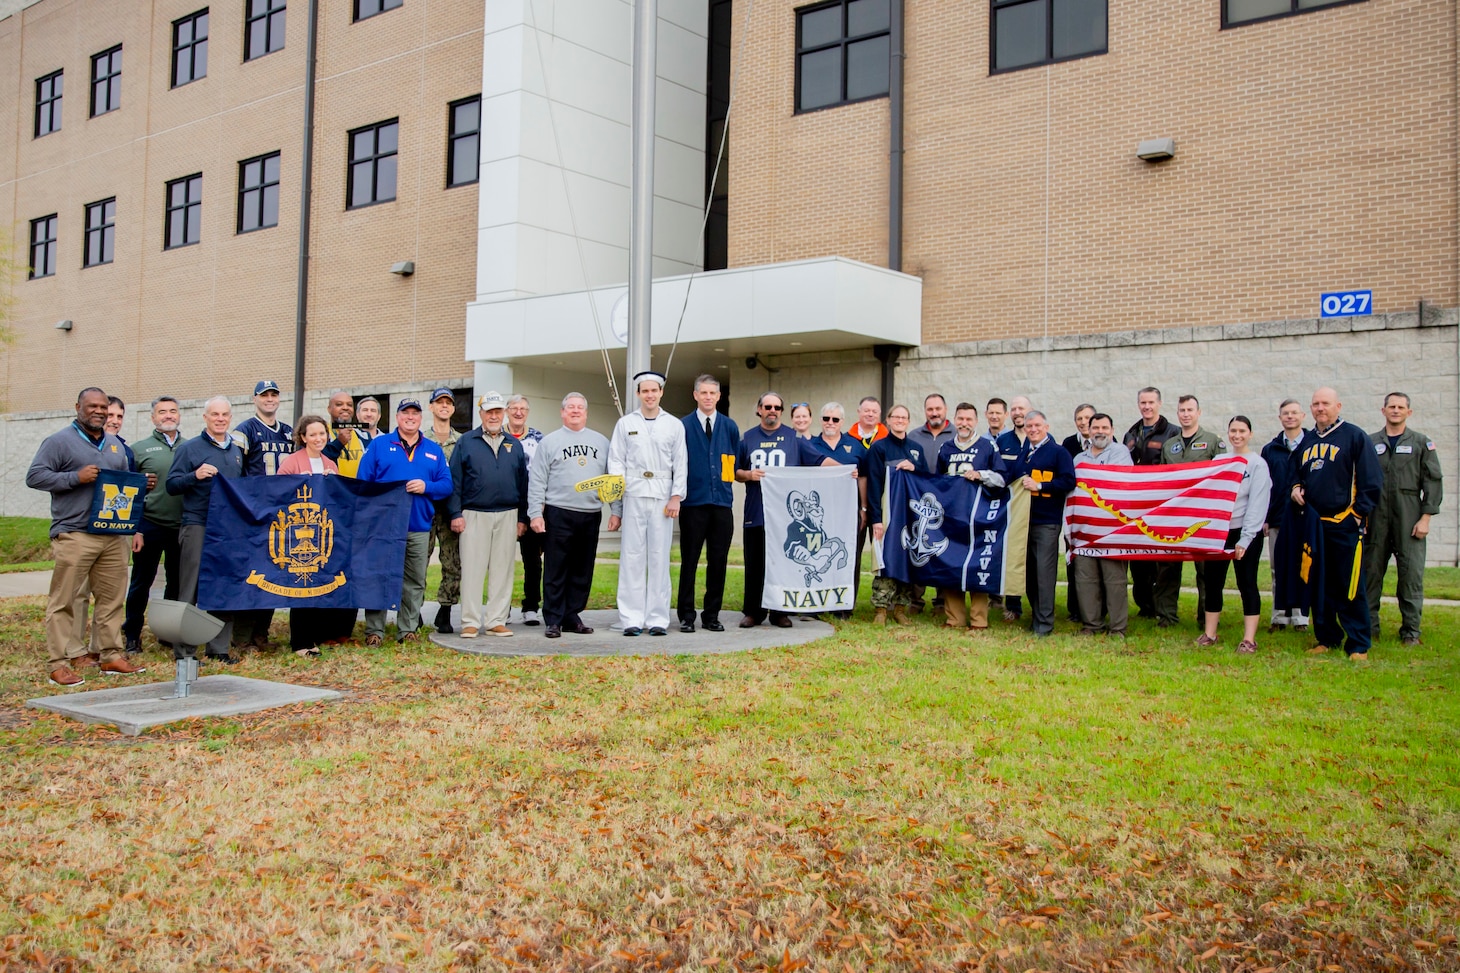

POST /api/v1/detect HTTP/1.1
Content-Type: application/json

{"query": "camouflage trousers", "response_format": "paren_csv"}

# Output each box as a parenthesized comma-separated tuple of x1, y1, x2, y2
(428, 511, 461, 607)
(871, 575, 913, 609)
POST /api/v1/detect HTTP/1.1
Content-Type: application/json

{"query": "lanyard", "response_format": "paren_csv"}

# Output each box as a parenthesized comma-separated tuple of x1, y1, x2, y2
(72, 421, 105, 451)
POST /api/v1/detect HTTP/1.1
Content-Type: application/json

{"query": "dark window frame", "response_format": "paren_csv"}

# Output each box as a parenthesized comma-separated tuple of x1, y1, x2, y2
(171, 9, 210, 88)
(446, 95, 481, 189)
(29, 215, 59, 280)
(35, 70, 63, 138)
(346, 118, 399, 210)
(1221, 0, 1364, 29)
(793, 0, 891, 114)
(91, 45, 123, 117)
(84, 198, 117, 268)
(989, 0, 1108, 76)
(164, 173, 204, 250)
(237, 151, 282, 233)
(353, 0, 402, 23)
(245, 0, 288, 60)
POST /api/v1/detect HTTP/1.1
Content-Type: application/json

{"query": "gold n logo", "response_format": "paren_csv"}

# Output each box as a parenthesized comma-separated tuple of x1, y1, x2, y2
(98, 483, 139, 519)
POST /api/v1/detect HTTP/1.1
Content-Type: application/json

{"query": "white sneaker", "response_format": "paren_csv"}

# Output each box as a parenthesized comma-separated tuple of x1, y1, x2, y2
(522, 610, 541, 626)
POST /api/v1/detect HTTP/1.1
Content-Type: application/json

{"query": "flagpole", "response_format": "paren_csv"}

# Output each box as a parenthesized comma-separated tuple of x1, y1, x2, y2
(627, 0, 657, 401)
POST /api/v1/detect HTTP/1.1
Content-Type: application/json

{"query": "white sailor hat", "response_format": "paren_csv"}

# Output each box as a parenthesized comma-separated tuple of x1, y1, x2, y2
(633, 370, 666, 389)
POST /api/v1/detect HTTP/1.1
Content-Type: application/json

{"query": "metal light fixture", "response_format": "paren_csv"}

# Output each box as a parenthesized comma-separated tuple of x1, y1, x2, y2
(389, 260, 415, 276)
(1137, 138, 1175, 162)
(55, 319, 73, 331)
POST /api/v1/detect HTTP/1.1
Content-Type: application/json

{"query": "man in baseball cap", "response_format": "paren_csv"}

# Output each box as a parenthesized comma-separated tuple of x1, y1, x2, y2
(355, 397, 452, 645)
(425, 387, 462, 633)
(232, 379, 294, 651)
(447, 391, 528, 637)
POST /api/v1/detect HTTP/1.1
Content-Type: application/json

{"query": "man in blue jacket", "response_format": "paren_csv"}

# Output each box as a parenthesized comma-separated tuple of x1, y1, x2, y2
(357, 399, 453, 645)
(677, 375, 740, 633)
(1011, 410, 1076, 636)
(448, 392, 528, 638)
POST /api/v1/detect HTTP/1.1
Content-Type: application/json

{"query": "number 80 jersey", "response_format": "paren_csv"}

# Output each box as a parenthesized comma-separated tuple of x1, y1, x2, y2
(736, 426, 819, 528)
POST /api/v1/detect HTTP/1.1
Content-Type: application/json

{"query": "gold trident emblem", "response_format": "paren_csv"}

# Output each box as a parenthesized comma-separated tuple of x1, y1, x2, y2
(268, 483, 336, 581)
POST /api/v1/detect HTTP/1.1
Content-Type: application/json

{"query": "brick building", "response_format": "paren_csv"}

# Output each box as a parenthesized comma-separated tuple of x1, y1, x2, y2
(4, 0, 1458, 561)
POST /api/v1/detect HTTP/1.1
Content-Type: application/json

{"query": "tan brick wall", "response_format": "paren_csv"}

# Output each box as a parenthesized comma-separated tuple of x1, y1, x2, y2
(1, 0, 483, 413)
(728, 0, 1460, 343)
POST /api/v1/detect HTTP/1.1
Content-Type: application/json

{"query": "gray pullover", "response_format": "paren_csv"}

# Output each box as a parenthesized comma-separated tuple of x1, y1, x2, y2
(26, 422, 134, 537)
(528, 426, 622, 519)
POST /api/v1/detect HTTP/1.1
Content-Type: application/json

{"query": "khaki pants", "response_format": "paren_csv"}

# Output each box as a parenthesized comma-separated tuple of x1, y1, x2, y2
(940, 589, 989, 629)
(46, 532, 129, 671)
(460, 509, 519, 630)
(69, 579, 92, 653)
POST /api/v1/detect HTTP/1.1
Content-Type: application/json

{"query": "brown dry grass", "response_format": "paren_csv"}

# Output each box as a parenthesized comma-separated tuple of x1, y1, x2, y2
(1, 590, 1457, 972)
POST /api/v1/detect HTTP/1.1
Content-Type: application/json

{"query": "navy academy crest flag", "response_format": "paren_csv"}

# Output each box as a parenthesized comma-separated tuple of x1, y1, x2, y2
(883, 469, 1030, 594)
(197, 475, 413, 611)
(761, 466, 859, 612)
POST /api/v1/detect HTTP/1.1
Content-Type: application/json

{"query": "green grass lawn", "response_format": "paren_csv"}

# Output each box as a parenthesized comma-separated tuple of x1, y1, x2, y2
(0, 517, 51, 567)
(1, 563, 1455, 970)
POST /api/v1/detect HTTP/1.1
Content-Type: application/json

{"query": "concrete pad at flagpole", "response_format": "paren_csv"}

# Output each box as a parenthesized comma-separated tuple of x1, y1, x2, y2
(28, 675, 341, 736)
(430, 608, 833, 657)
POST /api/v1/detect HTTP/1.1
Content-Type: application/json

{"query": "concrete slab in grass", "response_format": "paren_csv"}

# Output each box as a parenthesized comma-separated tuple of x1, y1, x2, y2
(432, 609, 833, 658)
(28, 675, 341, 736)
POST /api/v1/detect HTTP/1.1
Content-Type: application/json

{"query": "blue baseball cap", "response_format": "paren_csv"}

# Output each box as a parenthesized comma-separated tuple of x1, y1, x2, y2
(254, 380, 281, 395)
(396, 399, 422, 413)
(430, 387, 455, 402)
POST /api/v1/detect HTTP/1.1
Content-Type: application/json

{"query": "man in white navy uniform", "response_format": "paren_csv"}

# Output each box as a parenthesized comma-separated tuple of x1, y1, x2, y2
(608, 371, 688, 636)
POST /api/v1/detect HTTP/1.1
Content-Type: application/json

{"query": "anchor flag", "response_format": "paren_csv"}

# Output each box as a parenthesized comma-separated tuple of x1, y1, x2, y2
(883, 470, 1030, 594)
(198, 474, 412, 611)
(1064, 456, 1245, 560)
(762, 466, 858, 612)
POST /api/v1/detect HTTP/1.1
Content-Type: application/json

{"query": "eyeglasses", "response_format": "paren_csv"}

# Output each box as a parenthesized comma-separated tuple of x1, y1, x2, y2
(822, 416, 841, 423)
(762, 404, 783, 411)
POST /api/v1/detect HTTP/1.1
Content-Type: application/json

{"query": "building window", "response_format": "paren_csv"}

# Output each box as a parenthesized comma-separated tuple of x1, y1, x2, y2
(1224, 0, 1360, 27)
(91, 45, 123, 117)
(238, 152, 281, 232)
(29, 215, 59, 280)
(990, 0, 1107, 74)
(245, 0, 287, 59)
(446, 96, 480, 188)
(35, 70, 63, 138)
(795, 0, 890, 113)
(353, 0, 402, 22)
(165, 174, 203, 249)
(84, 199, 117, 268)
(172, 10, 210, 87)
(347, 119, 398, 208)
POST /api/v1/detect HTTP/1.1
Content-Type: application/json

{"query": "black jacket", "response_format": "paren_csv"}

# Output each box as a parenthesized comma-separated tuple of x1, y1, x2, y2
(1122, 415, 1174, 466)
(447, 428, 529, 521)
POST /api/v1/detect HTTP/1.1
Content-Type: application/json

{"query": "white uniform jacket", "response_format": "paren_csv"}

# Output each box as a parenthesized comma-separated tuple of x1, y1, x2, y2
(608, 410, 688, 501)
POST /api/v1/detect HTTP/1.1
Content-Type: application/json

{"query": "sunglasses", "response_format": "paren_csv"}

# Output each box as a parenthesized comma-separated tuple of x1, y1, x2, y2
(790, 403, 809, 409)
(762, 404, 784, 411)
(822, 416, 841, 423)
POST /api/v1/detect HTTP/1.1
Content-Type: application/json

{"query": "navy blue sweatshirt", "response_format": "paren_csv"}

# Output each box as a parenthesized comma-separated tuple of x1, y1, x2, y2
(448, 428, 529, 521)
(1295, 418, 1383, 521)
(864, 433, 927, 526)
(166, 431, 247, 526)
(1010, 435, 1076, 525)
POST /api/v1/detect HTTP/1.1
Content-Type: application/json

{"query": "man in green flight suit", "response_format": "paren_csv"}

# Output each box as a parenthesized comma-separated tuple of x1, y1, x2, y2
(1366, 392, 1443, 645)
(1153, 394, 1227, 629)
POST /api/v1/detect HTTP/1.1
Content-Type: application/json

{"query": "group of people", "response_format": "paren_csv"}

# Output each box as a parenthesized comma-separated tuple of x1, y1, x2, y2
(27, 375, 1442, 687)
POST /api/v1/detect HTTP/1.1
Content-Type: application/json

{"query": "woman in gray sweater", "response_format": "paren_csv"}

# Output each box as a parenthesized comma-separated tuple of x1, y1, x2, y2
(1199, 416, 1273, 654)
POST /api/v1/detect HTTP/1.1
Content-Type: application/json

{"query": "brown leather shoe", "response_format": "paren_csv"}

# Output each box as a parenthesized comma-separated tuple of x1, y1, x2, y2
(1307, 645, 1331, 655)
(49, 665, 85, 687)
(99, 656, 146, 675)
(484, 625, 513, 637)
(738, 615, 758, 628)
(76, 653, 101, 669)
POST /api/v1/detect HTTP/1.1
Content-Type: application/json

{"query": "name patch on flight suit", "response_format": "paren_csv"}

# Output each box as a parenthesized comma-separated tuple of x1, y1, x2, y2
(1396, 445, 1413, 454)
